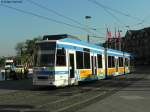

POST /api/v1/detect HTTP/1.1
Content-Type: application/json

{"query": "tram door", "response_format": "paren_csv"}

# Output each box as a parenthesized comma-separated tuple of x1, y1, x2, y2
(91, 56, 97, 75)
(68, 53, 75, 85)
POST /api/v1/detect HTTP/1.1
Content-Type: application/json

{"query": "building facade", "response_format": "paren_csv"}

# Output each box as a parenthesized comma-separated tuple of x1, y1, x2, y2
(123, 28, 150, 65)
(103, 27, 150, 65)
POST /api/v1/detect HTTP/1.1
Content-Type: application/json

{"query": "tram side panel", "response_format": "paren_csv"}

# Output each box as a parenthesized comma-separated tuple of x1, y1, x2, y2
(97, 53, 106, 79)
(118, 56, 131, 76)
(76, 51, 95, 82)
(55, 43, 105, 85)
(75, 50, 105, 82)
(107, 55, 116, 78)
(54, 48, 68, 86)
(117, 57, 124, 75)
(106, 50, 131, 77)
(54, 48, 79, 86)
(124, 56, 130, 74)
(67, 49, 78, 85)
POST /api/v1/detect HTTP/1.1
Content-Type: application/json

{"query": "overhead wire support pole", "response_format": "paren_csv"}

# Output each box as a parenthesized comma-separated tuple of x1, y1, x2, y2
(114, 27, 117, 50)
(105, 27, 109, 78)
(118, 29, 122, 51)
(85, 16, 92, 43)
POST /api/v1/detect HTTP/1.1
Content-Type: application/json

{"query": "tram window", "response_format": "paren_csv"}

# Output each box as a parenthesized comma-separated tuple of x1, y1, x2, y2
(39, 54, 55, 66)
(108, 56, 111, 68)
(84, 52, 90, 69)
(108, 56, 115, 68)
(76, 51, 84, 69)
(38, 42, 56, 50)
(119, 57, 123, 67)
(111, 56, 115, 67)
(97, 54, 102, 68)
(56, 49, 66, 66)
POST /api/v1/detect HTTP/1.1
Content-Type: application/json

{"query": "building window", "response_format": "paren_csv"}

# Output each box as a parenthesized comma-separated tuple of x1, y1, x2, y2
(97, 54, 102, 68)
(56, 49, 66, 66)
(76, 51, 84, 69)
(119, 57, 123, 67)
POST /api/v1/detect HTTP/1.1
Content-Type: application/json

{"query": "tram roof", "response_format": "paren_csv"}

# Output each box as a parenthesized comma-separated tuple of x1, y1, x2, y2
(57, 36, 105, 51)
(41, 34, 131, 56)
(42, 34, 104, 51)
(107, 48, 131, 57)
(43, 34, 80, 40)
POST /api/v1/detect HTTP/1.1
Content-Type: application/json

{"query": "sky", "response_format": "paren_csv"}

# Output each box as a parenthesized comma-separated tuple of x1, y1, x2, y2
(0, 0, 150, 56)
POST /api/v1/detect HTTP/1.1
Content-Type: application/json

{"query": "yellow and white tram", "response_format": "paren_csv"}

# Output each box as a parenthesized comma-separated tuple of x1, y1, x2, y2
(33, 34, 130, 87)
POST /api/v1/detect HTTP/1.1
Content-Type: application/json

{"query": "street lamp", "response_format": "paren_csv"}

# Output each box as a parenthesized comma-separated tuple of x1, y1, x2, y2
(85, 16, 92, 19)
(85, 16, 92, 43)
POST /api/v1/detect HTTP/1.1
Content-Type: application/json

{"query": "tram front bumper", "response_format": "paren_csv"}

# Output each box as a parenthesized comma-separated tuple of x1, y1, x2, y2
(33, 80, 55, 86)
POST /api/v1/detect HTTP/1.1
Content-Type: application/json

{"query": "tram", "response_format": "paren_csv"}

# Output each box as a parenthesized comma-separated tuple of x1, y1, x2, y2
(33, 34, 130, 87)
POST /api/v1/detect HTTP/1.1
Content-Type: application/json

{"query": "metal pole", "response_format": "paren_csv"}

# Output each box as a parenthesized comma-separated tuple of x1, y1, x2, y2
(87, 34, 90, 43)
(105, 28, 108, 78)
(115, 27, 117, 50)
(85, 16, 91, 43)
(105, 45, 108, 78)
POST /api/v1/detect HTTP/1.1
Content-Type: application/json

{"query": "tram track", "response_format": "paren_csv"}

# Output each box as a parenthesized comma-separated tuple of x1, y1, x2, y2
(0, 79, 113, 112)
(37, 74, 147, 112)
(0, 73, 147, 112)
(0, 80, 107, 110)
(36, 79, 130, 112)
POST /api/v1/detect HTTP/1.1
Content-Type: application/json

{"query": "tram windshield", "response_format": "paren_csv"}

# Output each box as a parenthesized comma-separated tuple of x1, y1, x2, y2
(35, 42, 56, 67)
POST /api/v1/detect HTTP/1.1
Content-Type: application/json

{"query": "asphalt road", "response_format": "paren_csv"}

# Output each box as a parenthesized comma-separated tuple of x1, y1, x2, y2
(0, 67, 149, 112)
(77, 70, 150, 112)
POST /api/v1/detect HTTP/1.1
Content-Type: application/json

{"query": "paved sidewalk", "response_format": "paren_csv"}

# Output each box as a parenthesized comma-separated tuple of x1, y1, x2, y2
(77, 73, 150, 112)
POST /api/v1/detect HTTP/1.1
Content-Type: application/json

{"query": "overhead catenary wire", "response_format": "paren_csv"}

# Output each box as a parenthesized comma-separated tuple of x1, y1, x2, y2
(0, 4, 106, 41)
(87, 0, 127, 28)
(26, 0, 100, 34)
(0, 3, 91, 33)
(102, 6, 126, 26)
(87, 0, 149, 36)
(139, 14, 150, 26)
(26, 0, 87, 28)
(26, 0, 107, 37)
(88, 0, 145, 23)
(87, 0, 150, 31)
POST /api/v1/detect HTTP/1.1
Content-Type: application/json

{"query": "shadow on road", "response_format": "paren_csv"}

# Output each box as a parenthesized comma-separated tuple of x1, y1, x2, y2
(0, 104, 48, 112)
